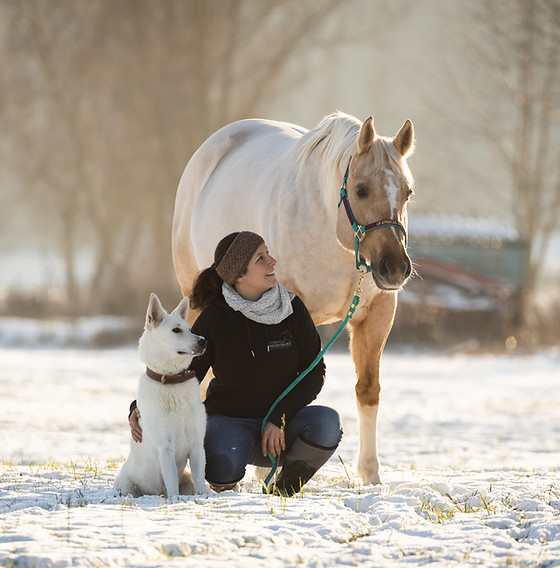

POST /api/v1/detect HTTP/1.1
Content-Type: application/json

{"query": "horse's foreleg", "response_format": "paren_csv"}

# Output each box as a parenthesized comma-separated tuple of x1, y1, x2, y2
(349, 291, 398, 486)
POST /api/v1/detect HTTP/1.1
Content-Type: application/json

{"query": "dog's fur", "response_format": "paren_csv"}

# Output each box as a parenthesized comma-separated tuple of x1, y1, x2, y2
(114, 293, 207, 497)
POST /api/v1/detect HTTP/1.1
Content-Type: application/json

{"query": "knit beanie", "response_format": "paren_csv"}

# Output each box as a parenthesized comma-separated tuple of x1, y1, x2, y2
(215, 231, 265, 285)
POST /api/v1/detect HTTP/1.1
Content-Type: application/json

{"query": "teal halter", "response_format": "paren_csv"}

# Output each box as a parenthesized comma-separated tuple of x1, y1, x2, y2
(338, 163, 408, 272)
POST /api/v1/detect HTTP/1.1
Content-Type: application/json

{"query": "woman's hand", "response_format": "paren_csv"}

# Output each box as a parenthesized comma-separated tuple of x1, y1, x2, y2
(261, 421, 286, 457)
(129, 407, 143, 443)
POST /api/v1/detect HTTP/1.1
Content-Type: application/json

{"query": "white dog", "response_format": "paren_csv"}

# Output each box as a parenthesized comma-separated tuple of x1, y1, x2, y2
(114, 293, 207, 498)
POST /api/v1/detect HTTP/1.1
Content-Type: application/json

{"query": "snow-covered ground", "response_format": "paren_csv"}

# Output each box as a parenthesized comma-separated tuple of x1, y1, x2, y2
(1, 343, 559, 567)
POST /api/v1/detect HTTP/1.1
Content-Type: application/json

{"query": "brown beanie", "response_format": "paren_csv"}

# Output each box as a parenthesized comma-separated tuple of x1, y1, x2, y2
(215, 231, 265, 285)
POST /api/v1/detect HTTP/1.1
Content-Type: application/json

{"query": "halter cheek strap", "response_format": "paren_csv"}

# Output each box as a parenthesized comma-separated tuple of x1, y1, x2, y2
(338, 163, 408, 272)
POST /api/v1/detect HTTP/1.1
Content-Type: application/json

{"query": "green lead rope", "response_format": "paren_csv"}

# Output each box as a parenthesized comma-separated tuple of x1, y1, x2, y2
(261, 272, 366, 492)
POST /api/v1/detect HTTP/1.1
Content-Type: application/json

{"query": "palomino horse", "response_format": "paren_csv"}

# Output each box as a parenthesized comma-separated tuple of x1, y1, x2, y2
(172, 112, 414, 485)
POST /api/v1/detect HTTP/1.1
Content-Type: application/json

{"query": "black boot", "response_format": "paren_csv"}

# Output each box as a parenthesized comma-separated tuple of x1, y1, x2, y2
(271, 437, 337, 497)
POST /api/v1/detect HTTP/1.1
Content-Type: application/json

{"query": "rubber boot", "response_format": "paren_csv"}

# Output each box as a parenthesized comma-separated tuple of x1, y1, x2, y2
(271, 437, 337, 497)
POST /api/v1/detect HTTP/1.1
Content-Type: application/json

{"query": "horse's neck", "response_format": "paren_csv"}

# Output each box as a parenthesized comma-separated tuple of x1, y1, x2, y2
(295, 145, 353, 226)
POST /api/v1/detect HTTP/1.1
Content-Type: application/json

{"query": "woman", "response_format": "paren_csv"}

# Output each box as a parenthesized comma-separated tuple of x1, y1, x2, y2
(130, 231, 342, 496)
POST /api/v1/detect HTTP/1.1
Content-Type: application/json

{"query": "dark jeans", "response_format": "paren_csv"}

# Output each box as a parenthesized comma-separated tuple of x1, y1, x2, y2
(204, 405, 342, 484)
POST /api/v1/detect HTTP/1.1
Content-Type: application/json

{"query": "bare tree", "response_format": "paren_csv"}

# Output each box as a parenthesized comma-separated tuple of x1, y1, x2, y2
(451, 0, 560, 345)
(0, 0, 406, 314)
(1, 1, 100, 306)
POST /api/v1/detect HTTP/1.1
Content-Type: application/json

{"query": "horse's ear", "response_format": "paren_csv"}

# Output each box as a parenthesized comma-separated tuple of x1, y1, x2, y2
(146, 293, 166, 328)
(358, 116, 375, 153)
(394, 119, 414, 157)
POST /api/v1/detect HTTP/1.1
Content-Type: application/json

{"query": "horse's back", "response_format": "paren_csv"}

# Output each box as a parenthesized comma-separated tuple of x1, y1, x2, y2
(181, 118, 305, 190)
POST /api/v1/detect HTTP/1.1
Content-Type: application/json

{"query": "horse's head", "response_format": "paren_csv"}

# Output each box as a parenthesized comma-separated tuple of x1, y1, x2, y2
(336, 117, 414, 290)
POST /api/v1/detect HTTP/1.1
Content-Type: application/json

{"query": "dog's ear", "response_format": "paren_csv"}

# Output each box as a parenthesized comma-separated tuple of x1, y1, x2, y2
(146, 293, 166, 328)
(172, 296, 190, 321)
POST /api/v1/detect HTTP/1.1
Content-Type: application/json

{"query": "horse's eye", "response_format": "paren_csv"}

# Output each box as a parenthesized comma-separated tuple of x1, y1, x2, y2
(356, 185, 369, 198)
(172, 327, 182, 334)
(406, 188, 414, 200)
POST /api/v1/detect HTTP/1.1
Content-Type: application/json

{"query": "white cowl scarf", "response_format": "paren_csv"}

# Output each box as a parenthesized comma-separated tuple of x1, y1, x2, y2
(222, 282, 295, 325)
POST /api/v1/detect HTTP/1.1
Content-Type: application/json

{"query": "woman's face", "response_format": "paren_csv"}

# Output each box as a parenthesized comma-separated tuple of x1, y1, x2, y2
(235, 243, 277, 301)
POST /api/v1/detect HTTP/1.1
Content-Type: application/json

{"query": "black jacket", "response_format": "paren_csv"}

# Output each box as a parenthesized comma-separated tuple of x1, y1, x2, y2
(189, 293, 325, 428)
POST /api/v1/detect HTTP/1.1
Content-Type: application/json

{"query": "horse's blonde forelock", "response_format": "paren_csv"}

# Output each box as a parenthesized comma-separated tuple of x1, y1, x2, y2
(372, 137, 414, 188)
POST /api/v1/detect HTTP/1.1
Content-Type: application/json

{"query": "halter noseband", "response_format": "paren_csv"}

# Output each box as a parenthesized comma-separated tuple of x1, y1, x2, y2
(338, 162, 408, 273)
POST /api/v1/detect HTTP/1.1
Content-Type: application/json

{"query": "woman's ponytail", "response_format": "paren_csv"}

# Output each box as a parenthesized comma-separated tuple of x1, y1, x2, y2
(189, 232, 239, 310)
(190, 265, 223, 310)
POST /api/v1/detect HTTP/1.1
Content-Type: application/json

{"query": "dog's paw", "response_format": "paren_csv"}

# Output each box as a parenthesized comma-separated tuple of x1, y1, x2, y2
(193, 481, 209, 495)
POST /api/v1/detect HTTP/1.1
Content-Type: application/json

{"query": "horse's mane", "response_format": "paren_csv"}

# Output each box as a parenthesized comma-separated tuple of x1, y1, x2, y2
(296, 112, 413, 209)
(297, 112, 360, 164)
(296, 112, 360, 184)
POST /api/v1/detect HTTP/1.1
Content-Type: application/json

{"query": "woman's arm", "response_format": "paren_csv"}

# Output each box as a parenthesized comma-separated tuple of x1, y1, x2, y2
(268, 296, 325, 427)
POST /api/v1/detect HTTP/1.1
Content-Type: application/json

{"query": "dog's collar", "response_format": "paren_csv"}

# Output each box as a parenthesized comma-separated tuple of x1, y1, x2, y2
(145, 367, 197, 385)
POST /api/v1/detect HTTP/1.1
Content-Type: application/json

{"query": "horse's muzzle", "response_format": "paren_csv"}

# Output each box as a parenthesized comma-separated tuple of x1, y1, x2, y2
(371, 253, 412, 291)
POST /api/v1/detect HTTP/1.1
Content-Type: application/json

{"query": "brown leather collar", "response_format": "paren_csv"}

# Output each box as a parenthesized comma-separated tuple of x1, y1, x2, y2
(145, 367, 197, 385)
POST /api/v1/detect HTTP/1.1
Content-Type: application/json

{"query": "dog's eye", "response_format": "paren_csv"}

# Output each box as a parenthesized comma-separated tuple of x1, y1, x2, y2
(172, 327, 182, 334)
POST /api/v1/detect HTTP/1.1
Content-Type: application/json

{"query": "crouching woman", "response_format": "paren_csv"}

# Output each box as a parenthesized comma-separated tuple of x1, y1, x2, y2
(130, 231, 342, 495)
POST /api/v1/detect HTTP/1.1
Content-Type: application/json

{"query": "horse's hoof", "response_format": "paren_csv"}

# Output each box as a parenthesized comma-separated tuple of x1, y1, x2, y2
(361, 474, 381, 486)
(358, 464, 381, 486)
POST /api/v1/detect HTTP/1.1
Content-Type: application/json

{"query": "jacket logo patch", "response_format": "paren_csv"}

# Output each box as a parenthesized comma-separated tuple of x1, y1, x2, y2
(267, 339, 293, 351)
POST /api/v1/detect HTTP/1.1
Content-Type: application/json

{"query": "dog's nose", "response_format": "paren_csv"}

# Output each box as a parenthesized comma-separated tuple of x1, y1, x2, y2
(198, 338, 207, 349)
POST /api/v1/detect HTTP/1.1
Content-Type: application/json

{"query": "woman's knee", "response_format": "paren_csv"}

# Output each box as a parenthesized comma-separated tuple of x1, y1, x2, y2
(204, 415, 259, 484)
(205, 451, 245, 484)
(297, 406, 343, 448)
